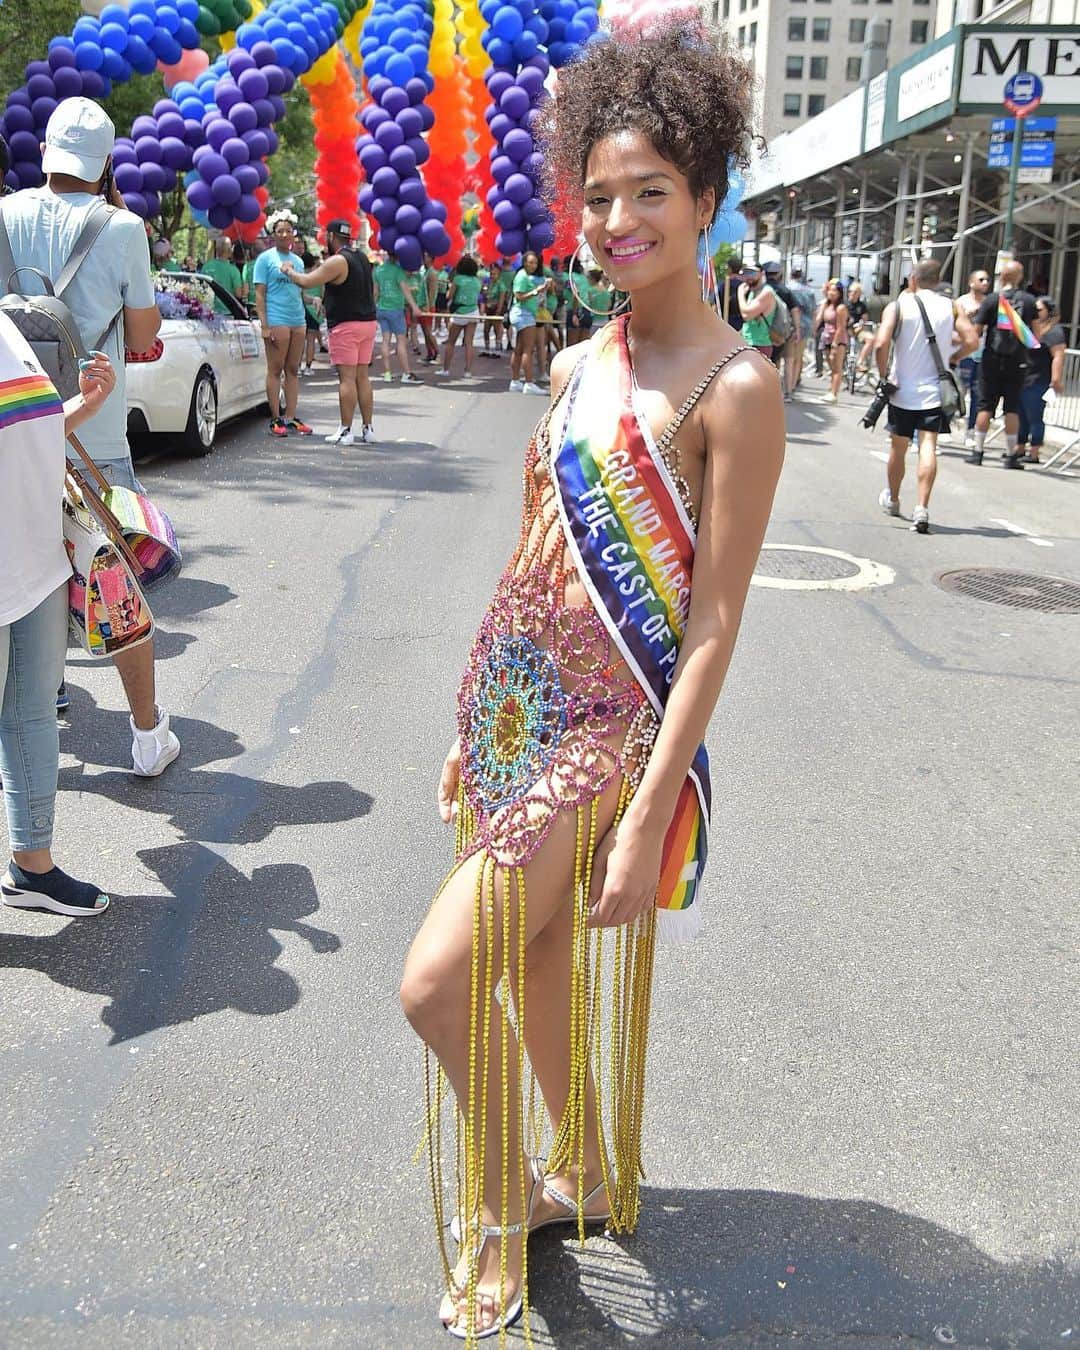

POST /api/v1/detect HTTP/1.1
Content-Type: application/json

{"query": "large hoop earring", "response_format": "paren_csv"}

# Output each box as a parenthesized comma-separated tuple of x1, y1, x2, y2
(566, 241, 632, 317)
(699, 226, 721, 316)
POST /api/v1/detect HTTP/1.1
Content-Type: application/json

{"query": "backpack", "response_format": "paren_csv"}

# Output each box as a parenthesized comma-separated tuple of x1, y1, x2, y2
(0, 199, 120, 400)
(767, 287, 793, 346)
(987, 289, 1027, 362)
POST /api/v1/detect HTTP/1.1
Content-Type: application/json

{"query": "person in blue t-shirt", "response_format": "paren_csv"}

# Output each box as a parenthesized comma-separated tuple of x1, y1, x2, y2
(253, 210, 312, 437)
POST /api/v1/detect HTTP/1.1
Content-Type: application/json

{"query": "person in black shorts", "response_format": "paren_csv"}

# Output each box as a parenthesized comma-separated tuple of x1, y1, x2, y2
(966, 260, 1038, 471)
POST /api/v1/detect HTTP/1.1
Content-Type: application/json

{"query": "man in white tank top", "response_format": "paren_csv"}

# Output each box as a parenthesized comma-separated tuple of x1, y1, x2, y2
(872, 259, 977, 533)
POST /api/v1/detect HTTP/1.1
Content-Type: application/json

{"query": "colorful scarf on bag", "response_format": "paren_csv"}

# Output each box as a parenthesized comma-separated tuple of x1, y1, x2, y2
(551, 316, 709, 942)
(997, 295, 1041, 350)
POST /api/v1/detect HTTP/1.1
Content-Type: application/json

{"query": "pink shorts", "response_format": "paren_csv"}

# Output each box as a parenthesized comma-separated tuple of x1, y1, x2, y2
(327, 320, 377, 367)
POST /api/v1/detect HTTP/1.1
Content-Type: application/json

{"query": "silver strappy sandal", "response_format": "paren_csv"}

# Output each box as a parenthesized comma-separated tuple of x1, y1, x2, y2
(442, 1220, 525, 1342)
(449, 1158, 609, 1243)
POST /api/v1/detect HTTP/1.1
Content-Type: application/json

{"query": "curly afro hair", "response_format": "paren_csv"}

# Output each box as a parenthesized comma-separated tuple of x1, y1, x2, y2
(536, 19, 757, 222)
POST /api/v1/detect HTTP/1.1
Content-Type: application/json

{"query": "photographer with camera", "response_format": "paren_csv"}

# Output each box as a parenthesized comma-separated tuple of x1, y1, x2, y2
(871, 259, 977, 535)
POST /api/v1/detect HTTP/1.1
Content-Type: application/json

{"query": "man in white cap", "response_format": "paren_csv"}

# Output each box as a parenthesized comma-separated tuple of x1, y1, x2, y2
(0, 98, 178, 776)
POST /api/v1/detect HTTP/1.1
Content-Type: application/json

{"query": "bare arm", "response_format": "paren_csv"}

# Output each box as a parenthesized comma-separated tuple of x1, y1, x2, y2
(123, 303, 161, 355)
(588, 354, 785, 927)
(1049, 342, 1066, 393)
(873, 301, 898, 380)
(738, 286, 776, 321)
(282, 254, 347, 288)
(400, 277, 419, 312)
(951, 309, 979, 362)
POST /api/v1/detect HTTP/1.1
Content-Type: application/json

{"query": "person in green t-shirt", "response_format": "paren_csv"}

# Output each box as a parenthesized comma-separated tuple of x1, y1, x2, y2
(482, 261, 511, 356)
(439, 255, 483, 378)
(587, 269, 614, 327)
(373, 254, 421, 382)
(201, 239, 244, 316)
(508, 251, 548, 393)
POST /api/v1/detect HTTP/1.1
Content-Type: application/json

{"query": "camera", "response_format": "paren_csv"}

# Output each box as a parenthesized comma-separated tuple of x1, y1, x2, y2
(860, 378, 896, 430)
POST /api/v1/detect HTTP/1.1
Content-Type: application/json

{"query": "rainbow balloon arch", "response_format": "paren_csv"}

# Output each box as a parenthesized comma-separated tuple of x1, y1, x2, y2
(2, 0, 746, 267)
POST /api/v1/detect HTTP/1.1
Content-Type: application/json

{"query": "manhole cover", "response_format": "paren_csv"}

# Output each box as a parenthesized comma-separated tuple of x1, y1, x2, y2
(752, 544, 895, 592)
(937, 568, 1080, 613)
(755, 549, 861, 581)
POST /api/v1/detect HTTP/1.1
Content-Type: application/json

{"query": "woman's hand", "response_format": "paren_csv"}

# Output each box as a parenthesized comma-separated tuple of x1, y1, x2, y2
(437, 739, 462, 824)
(262, 326, 278, 346)
(77, 351, 115, 411)
(586, 809, 665, 929)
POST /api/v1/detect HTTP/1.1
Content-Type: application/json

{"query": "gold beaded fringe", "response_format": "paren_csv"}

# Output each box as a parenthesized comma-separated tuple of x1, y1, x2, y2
(423, 778, 658, 1346)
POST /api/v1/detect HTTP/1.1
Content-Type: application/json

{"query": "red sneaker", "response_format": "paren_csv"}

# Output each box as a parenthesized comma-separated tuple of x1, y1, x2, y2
(288, 417, 313, 436)
(269, 418, 289, 437)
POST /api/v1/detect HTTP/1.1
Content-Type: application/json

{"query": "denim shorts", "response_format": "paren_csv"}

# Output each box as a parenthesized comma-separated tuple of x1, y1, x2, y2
(377, 309, 407, 336)
(95, 458, 145, 494)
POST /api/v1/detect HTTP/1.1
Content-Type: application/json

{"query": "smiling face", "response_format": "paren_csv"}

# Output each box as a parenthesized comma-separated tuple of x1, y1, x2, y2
(826, 283, 842, 306)
(522, 251, 540, 275)
(581, 129, 715, 295)
(272, 219, 296, 251)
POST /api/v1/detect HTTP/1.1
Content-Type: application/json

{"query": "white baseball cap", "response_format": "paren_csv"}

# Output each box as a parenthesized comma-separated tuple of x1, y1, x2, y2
(42, 98, 115, 181)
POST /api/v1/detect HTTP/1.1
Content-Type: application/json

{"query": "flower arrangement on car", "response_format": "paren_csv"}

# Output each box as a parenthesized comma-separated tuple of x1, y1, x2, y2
(152, 275, 226, 330)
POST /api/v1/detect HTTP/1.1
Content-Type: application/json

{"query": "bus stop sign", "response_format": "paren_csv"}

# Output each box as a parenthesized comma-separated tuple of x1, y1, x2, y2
(1003, 72, 1043, 117)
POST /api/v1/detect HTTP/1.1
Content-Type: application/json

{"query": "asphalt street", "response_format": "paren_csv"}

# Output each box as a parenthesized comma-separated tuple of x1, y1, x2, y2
(1, 351, 1077, 1349)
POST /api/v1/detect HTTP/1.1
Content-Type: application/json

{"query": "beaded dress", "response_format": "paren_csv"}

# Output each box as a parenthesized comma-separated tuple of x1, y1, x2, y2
(425, 317, 749, 1345)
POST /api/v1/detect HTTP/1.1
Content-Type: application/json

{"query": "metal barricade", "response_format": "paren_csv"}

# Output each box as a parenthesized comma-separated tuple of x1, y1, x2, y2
(1041, 348, 1080, 473)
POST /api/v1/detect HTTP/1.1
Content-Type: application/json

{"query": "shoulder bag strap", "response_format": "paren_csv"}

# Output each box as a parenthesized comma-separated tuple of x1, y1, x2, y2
(53, 200, 116, 298)
(912, 294, 949, 379)
(65, 463, 143, 576)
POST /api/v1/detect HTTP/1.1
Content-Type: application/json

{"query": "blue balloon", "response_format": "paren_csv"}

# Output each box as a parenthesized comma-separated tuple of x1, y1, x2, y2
(74, 42, 104, 72)
(385, 52, 414, 85)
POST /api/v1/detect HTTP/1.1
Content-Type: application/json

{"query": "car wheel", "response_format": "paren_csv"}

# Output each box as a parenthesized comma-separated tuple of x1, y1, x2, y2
(180, 367, 217, 456)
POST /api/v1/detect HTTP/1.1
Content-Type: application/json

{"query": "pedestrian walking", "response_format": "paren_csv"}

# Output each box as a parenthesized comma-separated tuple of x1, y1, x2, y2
(724, 255, 743, 330)
(417, 250, 442, 363)
(1017, 296, 1067, 464)
(762, 260, 802, 400)
(813, 280, 849, 403)
(966, 260, 1040, 471)
(507, 250, 547, 394)
(438, 255, 483, 379)
(253, 210, 313, 437)
(373, 250, 421, 384)
(786, 266, 816, 393)
(399, 20, 783, 1342)
(873, 259, 977, 533)
(0, 313, 115, 917)
(0, 97, 178, 775)
(955, 268, 990, 448)
(281, 219, 377, 446)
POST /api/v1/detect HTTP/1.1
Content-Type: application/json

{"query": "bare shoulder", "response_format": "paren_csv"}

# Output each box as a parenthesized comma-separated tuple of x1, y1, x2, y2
(549, 342, 586, 402)
(700, 348, 785, 472)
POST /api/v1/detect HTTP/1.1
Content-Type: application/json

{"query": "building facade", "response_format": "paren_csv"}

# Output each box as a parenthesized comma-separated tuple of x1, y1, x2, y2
(701, 0, 934, 138)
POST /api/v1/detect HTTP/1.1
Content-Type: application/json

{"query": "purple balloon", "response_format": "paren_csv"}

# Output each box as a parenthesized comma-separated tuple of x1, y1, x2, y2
(359, 143, 387, 176)
(500, 86, 530, 121)
(524, 151, 545, 179)
(504, 172, 533, 205)
(252, 98, 275, 127)
(114, 162, 143, 194)
(394, 236, 422, 273)
(518, 66, 545, 97)
(399, 177, 426, 208)
(207, 204, 233, 229)
(123, 191, 149, 217)
(254, 158, 269, 184)
(487, 70, 514, 101)
(80, 69, 105, 98)
(8, 130, 40, 162)
(358, 184, 374, 212)
(504, 129, 533, 164)
(263, 64, 286, 95)
(234, 162, 259, 192)
(31, 97, 59, 128)
(388, 144, 416, 177)
(134, 135, 162, 164)
(14, 161, 44, 189)
(237, 67, 269, 101)
(371, 195, 398, 227)
(395, 106, 422, 139)
(379, 225, 399, 253)
(405, 76, 427, 105)
(371, 165, 400, 197)
(405, 135, 429, 166)
(141, 162, 166, 192)
(111, 142, 137, 167)
(394, 203, 422, 234)
(381, 86, 408, 117)
(522, 196, 548, 226)
(227, 48, 256, 75)
(528, 220, 555, 251)
(264, 128, 279, 154)
(242, 129, 270, 159)
(491, 156, 515, 187)
(418, 104, 435, 133)
(211, 173, 241, 205)
(234, 192, 262, 223)
(228, 102, 258, 135)
(198, 151, 229, 183)
(489, 113, 515, 144)
(183, 118, 205, 145)
(268, 94, 285, 120)
(419, 219, 450, 257)
(374, 120, 404, 152)
(496, 228, 526, 257)
(157, 111, 185, 140)
(53, 67, 84, 99)
(142, 190, 161, 217)
(251, 40, 278, 68)
(221, 136, 250, 167)
(27, 74, 57, 102)
(363, 105, 390, 131)
(48, 46, 78, 72)
(216, 84, 243, 114)
(206, 118, 234, 150)
(368, 76, 391, 102)
(4, 106, 35, 135)
(132, 114, 157, 139)
(493, 199, 522, 230)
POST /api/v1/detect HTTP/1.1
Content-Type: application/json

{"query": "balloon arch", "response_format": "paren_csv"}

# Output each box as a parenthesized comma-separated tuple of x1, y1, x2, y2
(2, 0, 745, 266)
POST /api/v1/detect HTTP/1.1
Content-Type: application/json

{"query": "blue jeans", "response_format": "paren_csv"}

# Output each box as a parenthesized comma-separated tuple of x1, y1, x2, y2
(0, 584, 67, 853)
(958, 357, 980, 430)
(1017, 377, 1050, 448)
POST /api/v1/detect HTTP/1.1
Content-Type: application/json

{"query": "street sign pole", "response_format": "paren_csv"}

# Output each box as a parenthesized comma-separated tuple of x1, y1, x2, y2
(1000, 71, 1043, 260)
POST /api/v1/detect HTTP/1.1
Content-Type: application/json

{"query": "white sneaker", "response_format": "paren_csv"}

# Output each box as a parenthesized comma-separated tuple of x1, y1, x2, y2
(911, 506, 930, 534)
(435, 368, 451, 378)
(508, 379, 524, 392)
(964, 434, 975, 449)
(338, 429, 355, 446)
(879, 488, 900, 517)
(361, 424, 375, 443)
(522, 381, 546, 395)
(131, 706, 180, 777)
(400, 372, 421, 384)
(325, 426, 348, 443)
(821, 392, 837, 405)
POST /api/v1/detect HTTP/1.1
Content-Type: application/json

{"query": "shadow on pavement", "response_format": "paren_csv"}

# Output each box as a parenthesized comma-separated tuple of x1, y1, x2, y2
(528, 1186, 1076, 1348)
(0, 845, 341, 1044)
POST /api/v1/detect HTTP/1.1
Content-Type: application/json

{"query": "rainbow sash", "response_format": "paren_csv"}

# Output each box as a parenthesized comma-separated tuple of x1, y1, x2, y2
(997, 295, 1040, 350)
(551, 317, 709, 941)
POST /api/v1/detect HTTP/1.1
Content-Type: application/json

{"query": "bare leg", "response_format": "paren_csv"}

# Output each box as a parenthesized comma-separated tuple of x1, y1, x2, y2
(395, 330, 413, 377)
(264, 330, 286, 412)
(380, 327, 392, 377)
(336, 362, 358, 426)
(280, 327, 304, 421)
(114, 641, 156, 730)
(442, 324, 462, 373)
(354, 365, 373, 426)
(916, 431, 938, 508)
(887, 434, 908, 502)
(462, 322, 476, 374)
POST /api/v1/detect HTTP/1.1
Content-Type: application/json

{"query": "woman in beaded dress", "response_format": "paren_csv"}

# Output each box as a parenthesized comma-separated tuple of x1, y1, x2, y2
(400, 21, 784, 1344)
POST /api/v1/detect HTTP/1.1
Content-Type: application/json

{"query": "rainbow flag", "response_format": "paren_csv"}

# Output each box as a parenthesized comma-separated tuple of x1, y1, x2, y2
(552, 317, 709, 941)
(997, 295, 1041, 350)
(0, 372, 62, 431)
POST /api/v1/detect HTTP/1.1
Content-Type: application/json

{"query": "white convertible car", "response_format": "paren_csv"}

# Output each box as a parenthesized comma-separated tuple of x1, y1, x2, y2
(126, 271, 266, 457)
